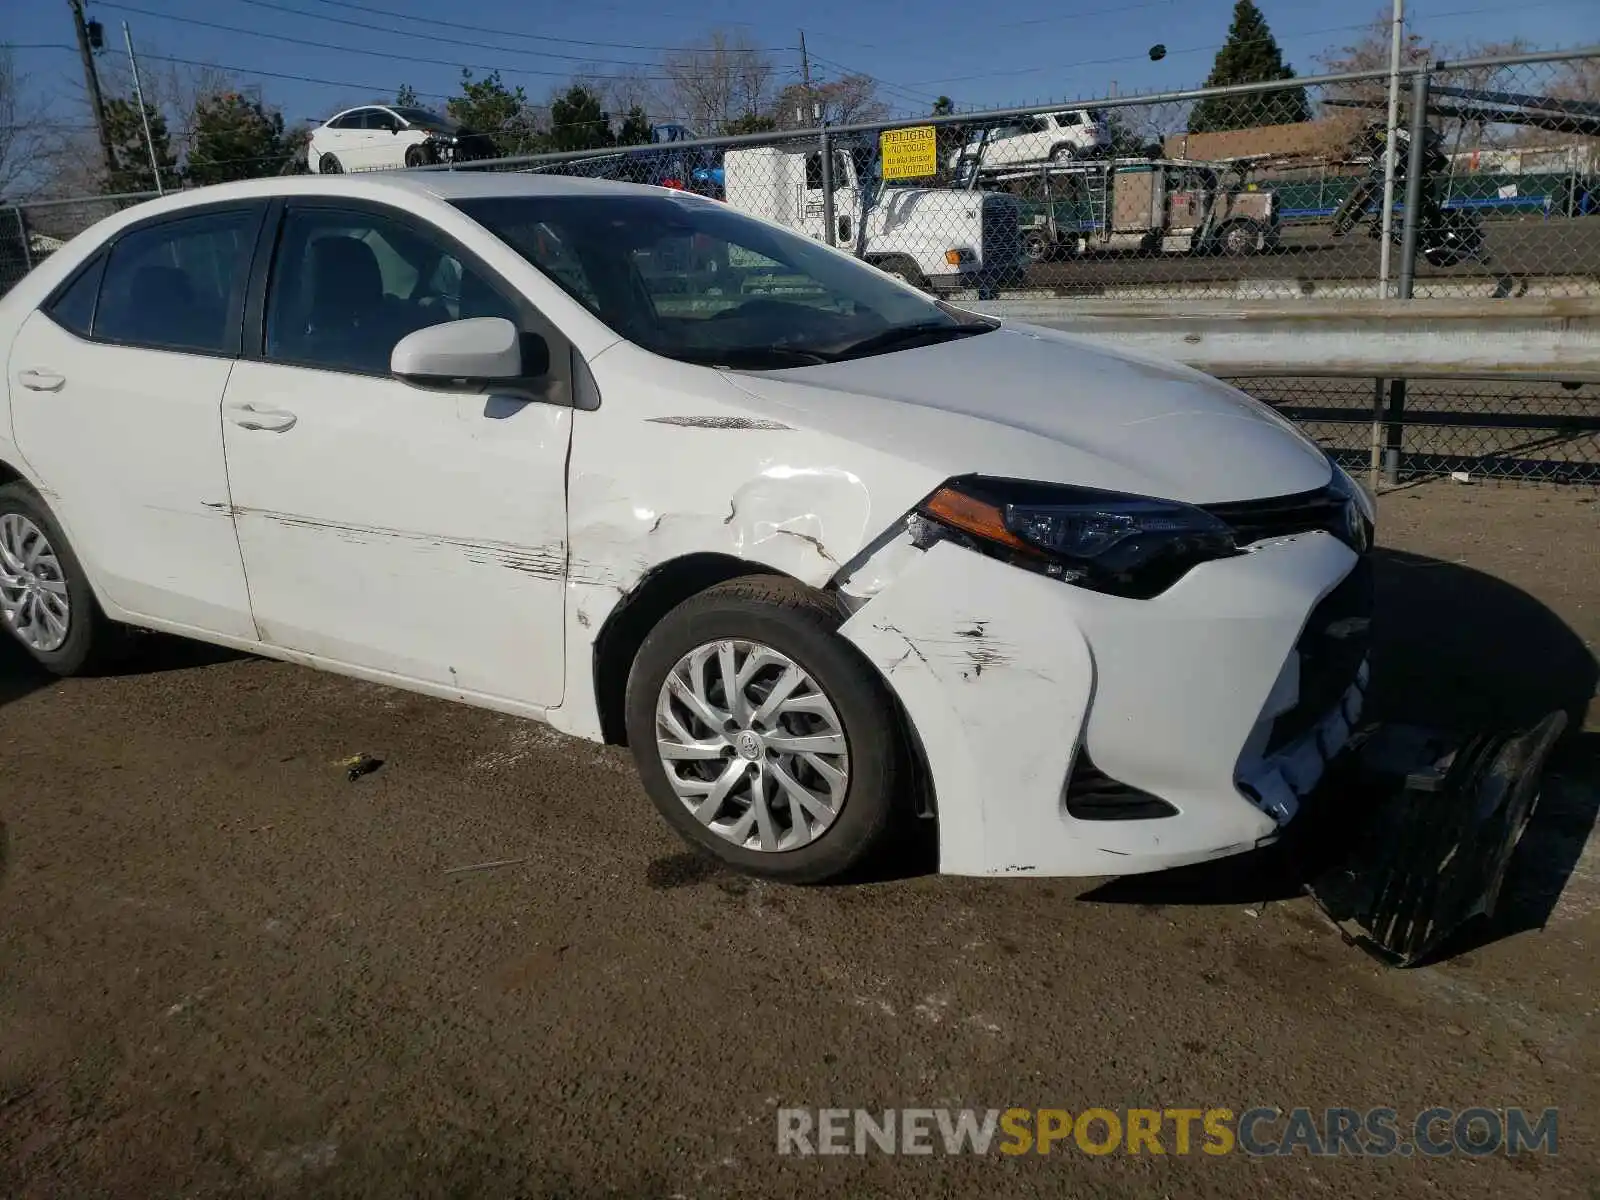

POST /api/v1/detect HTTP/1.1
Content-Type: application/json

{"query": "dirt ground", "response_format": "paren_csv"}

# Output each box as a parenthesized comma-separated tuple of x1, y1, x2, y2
(1, 480, 1596, 1198)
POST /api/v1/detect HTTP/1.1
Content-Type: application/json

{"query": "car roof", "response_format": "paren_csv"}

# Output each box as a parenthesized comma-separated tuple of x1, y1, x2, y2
(98, 170, 679, 216)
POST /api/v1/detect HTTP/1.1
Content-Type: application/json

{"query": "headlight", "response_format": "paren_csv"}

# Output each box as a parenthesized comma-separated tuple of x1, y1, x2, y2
(912, 476, 1238, 599)
(1326, 455, 1375, 525)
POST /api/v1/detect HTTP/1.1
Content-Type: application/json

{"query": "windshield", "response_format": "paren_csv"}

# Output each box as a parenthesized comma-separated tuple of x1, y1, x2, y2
(455, 193, 996, 369)
(393, 107, 458, 130)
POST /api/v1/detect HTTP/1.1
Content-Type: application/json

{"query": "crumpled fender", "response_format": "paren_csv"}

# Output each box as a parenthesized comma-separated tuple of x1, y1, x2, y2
(837, 539, 1099, 876)
(543, 347, 947, 741)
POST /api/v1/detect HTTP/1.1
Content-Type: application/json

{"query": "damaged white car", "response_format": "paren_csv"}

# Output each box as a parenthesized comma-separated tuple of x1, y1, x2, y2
(0, 172, 1377, 884)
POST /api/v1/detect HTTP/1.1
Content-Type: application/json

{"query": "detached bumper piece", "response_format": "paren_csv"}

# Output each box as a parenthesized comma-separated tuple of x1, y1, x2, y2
(1307, 710, 1569, 967)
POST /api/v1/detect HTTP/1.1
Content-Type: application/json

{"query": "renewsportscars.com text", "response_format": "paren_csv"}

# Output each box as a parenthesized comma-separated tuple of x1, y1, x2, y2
(776, 1106, 1559, 1157)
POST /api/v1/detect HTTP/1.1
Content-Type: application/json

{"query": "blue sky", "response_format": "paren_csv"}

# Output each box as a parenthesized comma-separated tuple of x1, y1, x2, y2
(9, 0, 1598, 128)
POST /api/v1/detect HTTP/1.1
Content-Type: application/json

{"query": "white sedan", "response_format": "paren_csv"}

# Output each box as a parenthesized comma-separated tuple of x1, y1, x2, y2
(307, 104, 491, 174)
(0, 172, 1374, 883)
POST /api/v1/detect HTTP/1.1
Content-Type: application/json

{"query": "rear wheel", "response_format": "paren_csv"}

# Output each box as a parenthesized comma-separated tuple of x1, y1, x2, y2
(624, 577, 905, 884)
(1218, 219, 1265, 255)
(318, 152, 343, 175)
(0, 482, 127, 675)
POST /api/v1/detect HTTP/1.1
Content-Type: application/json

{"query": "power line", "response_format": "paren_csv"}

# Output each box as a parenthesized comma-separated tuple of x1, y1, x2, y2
(18, 45, 702, 130)
(895, 20, 1419, 87)
(21, 43, 467, 103)
(218, 0, 753, 68)
(891, 1, 1585, 89)
(801, 51, 943, 110)
(99, 3, 692, 77)
(282, 0, 780, 52)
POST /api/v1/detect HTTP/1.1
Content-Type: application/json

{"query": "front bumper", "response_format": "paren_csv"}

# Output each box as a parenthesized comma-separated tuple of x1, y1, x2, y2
(838, 531, 1363, 877)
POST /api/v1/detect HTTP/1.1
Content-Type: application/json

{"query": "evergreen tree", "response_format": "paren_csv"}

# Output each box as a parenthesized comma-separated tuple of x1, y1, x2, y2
(187, 91, 292, 185)
(1187, 1, 1310, 133)
(102, 96, 178, 193)
(547, 85, 614, 153)
(615, 105, 653, 147)
(722, 112, 776, 135)
(447, 70, 541, 155)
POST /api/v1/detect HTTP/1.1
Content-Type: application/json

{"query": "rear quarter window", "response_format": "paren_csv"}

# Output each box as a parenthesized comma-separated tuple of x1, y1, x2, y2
(43, 254, 106, 337)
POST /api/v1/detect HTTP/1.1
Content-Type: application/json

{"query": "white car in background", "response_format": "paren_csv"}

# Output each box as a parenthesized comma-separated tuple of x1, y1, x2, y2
(307, 104, 493, 174)
(0, 172, 1374, 885)
(956, 108, 1113, 171)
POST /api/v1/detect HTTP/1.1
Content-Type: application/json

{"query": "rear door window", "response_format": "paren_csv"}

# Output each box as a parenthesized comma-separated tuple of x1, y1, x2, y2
(92, 208, 257, 354)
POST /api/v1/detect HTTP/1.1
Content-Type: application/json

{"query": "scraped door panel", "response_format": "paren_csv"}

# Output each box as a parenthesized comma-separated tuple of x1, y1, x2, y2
(221, 361, 572, 705)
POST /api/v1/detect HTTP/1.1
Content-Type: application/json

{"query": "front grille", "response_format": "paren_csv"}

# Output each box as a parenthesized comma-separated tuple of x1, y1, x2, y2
(1205, 484, 1368, 550)
(980, 196, 1022, 268)
(1065, 751, 1179, 820)
(1265, 555, 1374, 755)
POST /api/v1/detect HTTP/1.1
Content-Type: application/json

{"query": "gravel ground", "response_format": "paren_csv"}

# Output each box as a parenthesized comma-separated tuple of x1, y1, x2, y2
(1, 480, 1596, 1198)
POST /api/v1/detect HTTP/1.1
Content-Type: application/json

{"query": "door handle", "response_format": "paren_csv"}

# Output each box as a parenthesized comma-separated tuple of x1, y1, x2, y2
(227, 403, 297, 432)
(17, 369, 65, 392)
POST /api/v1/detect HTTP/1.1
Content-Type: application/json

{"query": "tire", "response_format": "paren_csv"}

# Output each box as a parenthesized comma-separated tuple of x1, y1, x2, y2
(872, 255, 929, 291)
(1023, 231, 1052, 263)
(624, 576, 905, 884)
(403, 143, 437, 168)
(1218, 219, 1264, 256)
(318, 153, 343, 175)
(0, 482, 127, 676)
(1050, 145, 1076, 165)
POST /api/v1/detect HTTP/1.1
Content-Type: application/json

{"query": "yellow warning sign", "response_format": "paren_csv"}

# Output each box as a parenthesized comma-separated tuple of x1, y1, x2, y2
(880, 126, 938, 180)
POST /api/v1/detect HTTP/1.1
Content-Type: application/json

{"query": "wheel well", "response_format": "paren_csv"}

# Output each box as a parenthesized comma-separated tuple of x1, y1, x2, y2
(591, 553, 779, 745)
(590, 550, 941, 823)
(0, 459, 22, 489)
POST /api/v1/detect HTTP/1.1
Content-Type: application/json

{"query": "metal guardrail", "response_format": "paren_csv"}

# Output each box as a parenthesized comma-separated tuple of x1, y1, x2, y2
(971, 297, 1600, 381)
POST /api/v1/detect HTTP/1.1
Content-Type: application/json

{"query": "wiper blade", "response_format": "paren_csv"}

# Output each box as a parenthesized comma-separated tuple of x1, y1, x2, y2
(674, 346, 830, 368)
(832, 320, 995, 360)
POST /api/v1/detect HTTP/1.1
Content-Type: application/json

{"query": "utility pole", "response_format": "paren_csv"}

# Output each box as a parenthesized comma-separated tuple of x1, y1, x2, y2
(122, 22, 162, 194)
(1377, 0, 1406, 297)
(68, 0, 119, 184)
(798, 29, 815, 127)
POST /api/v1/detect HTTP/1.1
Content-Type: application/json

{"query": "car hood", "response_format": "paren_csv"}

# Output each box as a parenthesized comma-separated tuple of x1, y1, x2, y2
(718, 323, 1332, 505)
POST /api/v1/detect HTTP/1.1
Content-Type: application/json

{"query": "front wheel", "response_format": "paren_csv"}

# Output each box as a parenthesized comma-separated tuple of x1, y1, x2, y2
(624, 577, 905, 884)
(870, 255, 930, 291)
(1050, 145, 1076, 165)
(1023, 231, 1052, 263)
(0, 482, 127, 675)
(318, 153, 343, 175)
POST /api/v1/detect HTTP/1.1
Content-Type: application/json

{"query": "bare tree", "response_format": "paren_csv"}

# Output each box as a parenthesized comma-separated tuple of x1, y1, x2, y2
(0, 46, 64, 201)
(772, 73, 890, 129)
(1316, 11, 1435, 113)
(662, 29, 778, 134)
(593, 66, 662, 126)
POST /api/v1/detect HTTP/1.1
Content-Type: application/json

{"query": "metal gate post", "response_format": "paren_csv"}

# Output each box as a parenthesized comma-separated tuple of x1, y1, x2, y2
(819, 126, 836, 247)
(1385, 68, 1432, 485)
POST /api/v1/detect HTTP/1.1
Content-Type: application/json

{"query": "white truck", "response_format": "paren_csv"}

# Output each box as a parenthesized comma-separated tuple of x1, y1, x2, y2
(720, 143, 1023, 295)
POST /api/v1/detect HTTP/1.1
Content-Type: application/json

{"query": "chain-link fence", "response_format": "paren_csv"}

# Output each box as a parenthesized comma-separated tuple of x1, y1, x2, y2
(1, 48, 1596, 482)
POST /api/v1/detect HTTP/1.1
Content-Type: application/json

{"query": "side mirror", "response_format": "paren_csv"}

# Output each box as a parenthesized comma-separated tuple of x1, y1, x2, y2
(391, 317, 546, 389)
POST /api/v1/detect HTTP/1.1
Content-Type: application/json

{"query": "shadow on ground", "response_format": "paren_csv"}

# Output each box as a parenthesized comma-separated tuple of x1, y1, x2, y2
(1079, 548, 1599, 962)
(0, 630, 247, 711)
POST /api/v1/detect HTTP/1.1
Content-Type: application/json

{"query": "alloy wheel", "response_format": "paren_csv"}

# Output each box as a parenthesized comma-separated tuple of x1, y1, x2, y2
(0, 513, 70, 653)
(654, 639, 850, 852)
